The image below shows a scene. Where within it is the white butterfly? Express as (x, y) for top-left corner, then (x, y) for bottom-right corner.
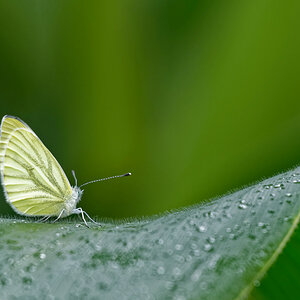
(0, 115), (131, 226)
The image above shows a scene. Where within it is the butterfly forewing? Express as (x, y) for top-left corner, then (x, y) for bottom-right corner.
(0, 116), (72, 216)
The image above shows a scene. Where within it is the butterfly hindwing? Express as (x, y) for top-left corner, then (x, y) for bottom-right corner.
(0, 115), (72, 216)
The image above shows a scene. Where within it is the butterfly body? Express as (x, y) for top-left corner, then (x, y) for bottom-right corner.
(63, 186), (83, 217)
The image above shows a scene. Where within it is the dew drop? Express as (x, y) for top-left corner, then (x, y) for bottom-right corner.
(174, 255), (185, 263)
(207, 237), (216, 244)
(157, 266), (165, 275)
(200, 282), (208, 290)
(191, 268), (202, 282)
(204, 244), (213, 252)
(238, 204), (248, 209)
(172, 267), (182, 279)
(189, 219), (195, 225)
(254, 280), (260, 287)
(285, 193), (292, 197)
(199, 225), (207, 232)
(165, 281), (175, 290)
(191, 243), (197, 250)
(40, 253), (46, 260)
(229, 233), (236, 240)
(22, 276), (33, 285)
(158, 239), (164, 245)
(175, 244), (183, 251)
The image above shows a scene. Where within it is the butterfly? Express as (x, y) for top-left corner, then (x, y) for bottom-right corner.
(0, 115), (131, 226)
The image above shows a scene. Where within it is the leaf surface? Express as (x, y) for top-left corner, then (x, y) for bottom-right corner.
(0, 167), (299, 299)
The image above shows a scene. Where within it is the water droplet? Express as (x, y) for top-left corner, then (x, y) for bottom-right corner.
(189, 219), (195, 225)
(259, 250), (266, 258)
(193, 249), (201, 256)
(165, 281), (175, 290)
(172, 267), (182, 279)
(226, 227), (232, 233)
(199, 225), (207, 232)
(158, 239), (164, 245)
(191, 243), (197, 250)
(157, 266), (165, 275)
(25, 263), (36, 273)
(229, 233), (236, 240)
(40, 253), (46, 260)
(234, 224), (240, 230)
(22, 276), (32, 285)
(191, 269), (202, 282)
(204, 244), (213, 252)
(254, 280), (260, 287)
(175, 244), (183, 251)
(263, 184), (272, 189)
(200, 282), (208, 290)
(285, 193), (292, 197)
(207, 237), (216, 244)
(136, 260), (144, 268)
(238, 204), (248, 209)
(175, 255), (185, 263)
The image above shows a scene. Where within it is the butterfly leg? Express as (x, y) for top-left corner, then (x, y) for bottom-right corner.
(76, 208), (89, 228)
(82, 210), (101, 226)
(52, 209), (65, 223)
(36, 216), (47, 223)
(74, 208), (100, 227)
(37, 215), (51, 223)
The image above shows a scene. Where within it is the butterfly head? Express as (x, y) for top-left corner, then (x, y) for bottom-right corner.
(72, 185), (84, 204)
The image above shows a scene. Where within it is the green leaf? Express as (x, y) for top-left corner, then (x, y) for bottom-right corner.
(0, 167), (299, 300)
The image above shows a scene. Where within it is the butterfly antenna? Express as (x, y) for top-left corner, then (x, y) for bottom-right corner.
(79, 172), (131, 188)
(72, 170), (78, 187)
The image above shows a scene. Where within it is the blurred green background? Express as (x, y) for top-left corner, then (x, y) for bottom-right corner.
(0, 0), (299, 219)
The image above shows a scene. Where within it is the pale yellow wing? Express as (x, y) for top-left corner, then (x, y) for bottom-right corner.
(0, 115), (72, 216)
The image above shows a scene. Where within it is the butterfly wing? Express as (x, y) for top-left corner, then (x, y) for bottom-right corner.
(0, 115), (72, 216)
